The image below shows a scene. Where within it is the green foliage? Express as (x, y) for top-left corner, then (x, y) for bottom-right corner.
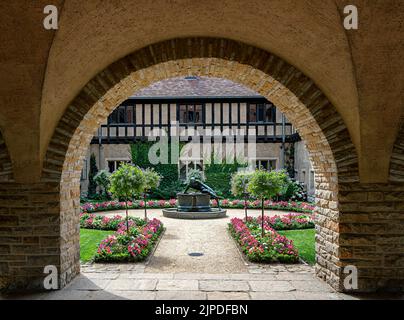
(130, 142), (184, 199)
(204, 162), (242, 198)
(278, 177), (308, 202)
(278, 229), (315, 265)
(109, 163), (145, 199)
(143, 168), (161, 191)
(248, 169), (289, 200)
(88, 153), (98, 197)
(94, 169), (111, 197)
(186, 168), (205, 183)
(131, 141), (153, 166)
(80, 229), (114, 262)
(231, 171), (253, 197)
(130, 142), (250, 199)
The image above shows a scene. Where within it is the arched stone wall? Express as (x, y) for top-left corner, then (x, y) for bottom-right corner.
(39, 38), (358, 291)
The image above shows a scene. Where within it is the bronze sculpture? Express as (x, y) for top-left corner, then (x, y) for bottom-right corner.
(183, 177), (222, 200)
(162, 177), (227, 218)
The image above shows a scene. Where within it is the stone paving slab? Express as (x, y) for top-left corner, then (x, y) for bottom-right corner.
(64, 276), (111, 291)
(156, 290), (207, 300)
(290, 280), (334, 292)
(173, 273), (232, 280)
(199, 280), (250, 292)
(117, 272), (174, 279)
(207, 291), (250, 300)
(249, 280), (296, 292)
(156, 279), (199, 291)
(95, 290), (157, 300)
(249, 292), (297, 300)
(106, 279), (158, 291)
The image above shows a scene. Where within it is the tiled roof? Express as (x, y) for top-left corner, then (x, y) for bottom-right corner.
(131, 76), (261, 98)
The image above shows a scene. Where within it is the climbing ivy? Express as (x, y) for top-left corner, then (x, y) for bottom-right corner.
(130, 142), (183, 199)
(130, 142), (248, 199)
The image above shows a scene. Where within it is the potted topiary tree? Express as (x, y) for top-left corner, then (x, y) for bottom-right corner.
(248, 169), (288, 237)
(231, 170), (253, 221)
(142, 168), (161, 220)
(94, 169), (111, 200)
(109, 163), (145, 234)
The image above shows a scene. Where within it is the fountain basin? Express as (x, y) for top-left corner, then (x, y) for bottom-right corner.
(162, 207), (227, 219)
(177, 192), (211, 212)
(163, 192), (226, 219)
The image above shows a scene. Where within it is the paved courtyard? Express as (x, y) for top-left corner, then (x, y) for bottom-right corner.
(2, 209), (401, 300)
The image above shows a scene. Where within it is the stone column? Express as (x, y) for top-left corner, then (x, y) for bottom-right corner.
(337, 182), (404, 292)
(0, 182), (73, 291)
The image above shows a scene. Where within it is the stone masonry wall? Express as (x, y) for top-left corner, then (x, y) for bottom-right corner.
(0, 182), (62, 291)
(338, 182), (404, 292)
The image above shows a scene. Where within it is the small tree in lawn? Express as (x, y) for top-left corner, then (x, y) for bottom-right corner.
(142, 168), (161, 220)
(109, 163), (145, 234)
(231, 171), (253, 221)
(248, 169), (288, 237)
(94, 169), (111, 199)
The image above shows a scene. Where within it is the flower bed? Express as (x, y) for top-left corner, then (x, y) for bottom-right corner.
(80, 212), (164, 262)
(247, 213), (315, 231)
(95, 218), (163, 262)
(80, 212), (146, 230)
(81, 199), (314, 214)
(229, 218), (299, 263)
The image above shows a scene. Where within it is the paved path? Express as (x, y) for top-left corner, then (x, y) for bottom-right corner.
(4, 209), (400, 300)
(145, 209), (248, 274)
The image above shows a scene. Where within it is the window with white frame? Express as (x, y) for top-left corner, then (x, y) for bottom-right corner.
(179, 158), (204, 181)
(309, 170), (315, 190)
(81, 159), (88, 180)
(300, 170), (306, 185)
(254, 158), (277, 171)
(107, 159), (131, 173)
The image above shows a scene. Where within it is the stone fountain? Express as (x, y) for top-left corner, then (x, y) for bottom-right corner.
(162, 178), (227, 219)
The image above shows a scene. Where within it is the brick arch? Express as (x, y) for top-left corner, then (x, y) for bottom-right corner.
(0, 129), (14, 182)
(42, 38), (359, 290)
(389, 118), (404, 182)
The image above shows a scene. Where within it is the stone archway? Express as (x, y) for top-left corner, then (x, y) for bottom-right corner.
(39, 38), (359, 291)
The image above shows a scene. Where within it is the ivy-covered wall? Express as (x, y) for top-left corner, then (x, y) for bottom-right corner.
(204, 162), (245, 198)
(130, 142), (246, 199)
(130, 142), (183, 199)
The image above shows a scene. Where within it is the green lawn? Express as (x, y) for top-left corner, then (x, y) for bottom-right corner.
(278, 229), (315, 265)
(80, 228), (114, 262)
